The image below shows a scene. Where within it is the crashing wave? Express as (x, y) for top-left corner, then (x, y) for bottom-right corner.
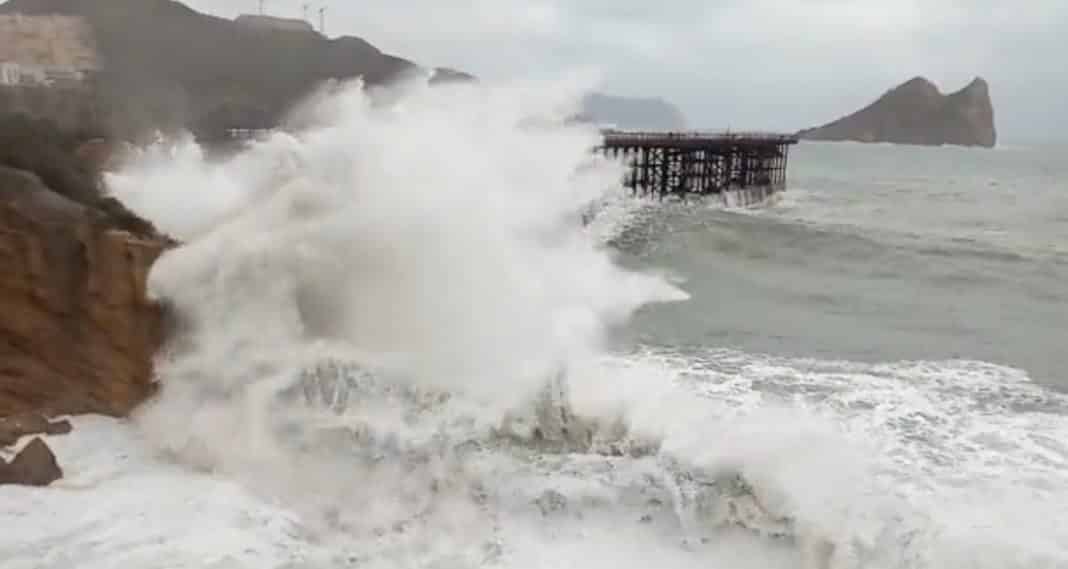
(279, 360), (839, 568)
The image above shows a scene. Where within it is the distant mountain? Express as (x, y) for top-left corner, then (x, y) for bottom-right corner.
(798, 76), (996, 148)
(0, 0), (465, 139)
(579, 93), (687, 131)
(429, 67), (477, 85)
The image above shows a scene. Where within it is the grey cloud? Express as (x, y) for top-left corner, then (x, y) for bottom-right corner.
(184, 0), (1067, 141)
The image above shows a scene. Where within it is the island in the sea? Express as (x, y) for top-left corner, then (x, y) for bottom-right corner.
(798, 76), (996, 148)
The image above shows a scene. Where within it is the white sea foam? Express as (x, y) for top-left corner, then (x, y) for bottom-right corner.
(5, 353), (1065, 568)
(4, 77), (1065, 569)
(102, 76), (779, 567)
(625, 347), (1068, 568)
(110, 77), (686, 413)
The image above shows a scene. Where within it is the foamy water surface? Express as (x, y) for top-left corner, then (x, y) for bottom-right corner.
(2, 78), (1066, 569)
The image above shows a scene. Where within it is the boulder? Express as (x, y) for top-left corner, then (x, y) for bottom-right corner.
(0, 413), (73, 447)
(0, 165), (171, 417)
(798, 76), (997, 148)
(0, 437), (63, 487)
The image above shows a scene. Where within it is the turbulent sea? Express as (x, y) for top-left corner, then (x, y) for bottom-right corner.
(2, 79), (1067, 569)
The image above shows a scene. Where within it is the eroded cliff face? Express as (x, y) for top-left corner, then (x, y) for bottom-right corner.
(0, 166), (170, 417)
(799, 77), (997, 148)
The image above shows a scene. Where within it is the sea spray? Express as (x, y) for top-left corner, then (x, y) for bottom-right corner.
(103, 76), (901, 569)
(1, 77), (1060, 568)
(105, 76), (759, 562)
(115, 77), (676, 386)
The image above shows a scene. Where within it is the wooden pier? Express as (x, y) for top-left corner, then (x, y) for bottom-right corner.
(598, 130), (799, 205)
(215, 126), (799, 206)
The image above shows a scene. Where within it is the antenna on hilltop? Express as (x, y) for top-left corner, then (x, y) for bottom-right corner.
(302, 3), (310, 22)
(258, 0), (268, 15)
(318, 6), (326, 34)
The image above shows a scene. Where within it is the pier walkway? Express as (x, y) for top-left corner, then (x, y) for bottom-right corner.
(598, 130), (799, 204)
(217, 126), (800, 206)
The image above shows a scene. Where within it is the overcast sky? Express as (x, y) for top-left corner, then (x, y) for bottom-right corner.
(186, 0), (1066, 142)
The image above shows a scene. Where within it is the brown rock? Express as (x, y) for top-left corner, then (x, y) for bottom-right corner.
(0, 413), (73, 447)
(798, 76), (997, 148)
(45, 418), (74, 437)
(0, 165), (172, 417)
(0, 437), (63, 487)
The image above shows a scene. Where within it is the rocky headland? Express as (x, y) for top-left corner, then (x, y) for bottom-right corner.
(0, 0), (463, 140)
(0, 0), (689, 487)
(0, 112), (173, 410)
(0, 0), (464, 485)
(0, 111), (173, 484)
(798, 76), (997, 148)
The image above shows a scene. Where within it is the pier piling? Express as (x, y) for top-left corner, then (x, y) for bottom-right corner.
(598, 130), (799, 206)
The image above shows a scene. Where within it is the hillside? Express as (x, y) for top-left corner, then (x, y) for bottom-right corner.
(0, 0), (458, 138)
(798, 77), (996, 148)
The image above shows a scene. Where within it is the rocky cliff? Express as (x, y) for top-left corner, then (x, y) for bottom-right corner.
(0, 0), (469, 421)
(0, 112), (171, 418)
(0, 166), (170, 417)
(0, 0), (443, 139)
(798, 77), (997, 148)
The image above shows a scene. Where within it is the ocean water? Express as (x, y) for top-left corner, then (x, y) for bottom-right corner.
(616, 141), (1068, 383)
(2, 78), (1066, 569)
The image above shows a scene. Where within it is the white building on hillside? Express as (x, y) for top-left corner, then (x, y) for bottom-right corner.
(0, 62), (21, 85)
(0, 61), (85, 87)
(0, 14), (98, 87)
(41, 65), (84, 86)
(16, 63), (45, 85)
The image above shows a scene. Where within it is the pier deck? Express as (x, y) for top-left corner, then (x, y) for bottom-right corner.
(599, 130), (799, 204)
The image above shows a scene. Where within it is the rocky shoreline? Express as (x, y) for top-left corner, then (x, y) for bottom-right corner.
(0, 113), (173, 486)
(0, 414), (70, 487)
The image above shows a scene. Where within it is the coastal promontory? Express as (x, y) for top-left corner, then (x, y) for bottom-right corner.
(798, 77), (997, 148)
(0, 0), (429, 139)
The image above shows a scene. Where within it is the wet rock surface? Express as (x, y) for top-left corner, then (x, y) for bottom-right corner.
(0, 165), (171, 417)
(0, 437), (63, 487)
(0, 413), (73, 447)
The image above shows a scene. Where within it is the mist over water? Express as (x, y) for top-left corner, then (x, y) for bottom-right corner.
(104, 77), (797, 567)
(72, 78), (1068, 569)
(110, 76), (686, 398)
